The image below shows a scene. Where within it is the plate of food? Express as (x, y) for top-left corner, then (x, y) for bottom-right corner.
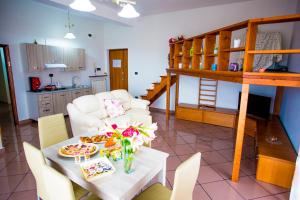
(80, 135), (108, 144)
(80, 157), (115, 181)
(58, 143), (98, 158)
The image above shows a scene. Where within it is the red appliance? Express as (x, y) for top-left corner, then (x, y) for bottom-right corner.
(29, 77), (41, 91)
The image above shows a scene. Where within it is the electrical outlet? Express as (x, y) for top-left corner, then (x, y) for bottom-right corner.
(135, 72), (138, 75)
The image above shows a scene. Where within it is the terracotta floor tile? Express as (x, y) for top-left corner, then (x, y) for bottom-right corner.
(181, 135), (198, 144)
(211, 139), (234, 150)
(193, 185), (210, 200)
(166, 170), (175, 186)
(0, 162), (29, 176)
(227, 176), (270, 199)
(8, 190), (37, 200)
(211, 162), (246, 180)
(240, 159), (256, 175)
(252, 176), (288, 195)
(254, 196), (278, 200)
(171, 144), (195, 156)
(178, 154), (208, 166)
(0, 175), (24, 194)
(274, 192), (290, 200)
(0, 193), (10, 200)
(164, 136), (186, 146)
(153, 145), (176, 156)
(198, 166), (223, 184)
(202, 151), (227, 165)
(189, 142), (212, 153)
(15, 173), (36, 192)
(202, 180), (244, 200)
(167, 156), (181, 171)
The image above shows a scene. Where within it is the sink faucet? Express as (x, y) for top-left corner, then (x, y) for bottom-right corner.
(72, 76), (80, 88)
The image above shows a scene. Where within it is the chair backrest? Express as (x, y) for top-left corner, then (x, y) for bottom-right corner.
(42, 164), (76, 200)
(23, 142), (48, 200)
(170, 152), (201, 200)
(38, 113), (69, 149)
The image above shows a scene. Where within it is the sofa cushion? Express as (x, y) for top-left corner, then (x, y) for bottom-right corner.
(95, 92), (114, 102)
(104, 99), (125, 118)
(73, 95), (108, 119)
(105, 115), (130, 127)
(125, 108), (150, 116)
(111, 90), (132, 111)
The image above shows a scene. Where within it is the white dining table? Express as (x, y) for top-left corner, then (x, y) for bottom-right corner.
(42, 135), (169, 200)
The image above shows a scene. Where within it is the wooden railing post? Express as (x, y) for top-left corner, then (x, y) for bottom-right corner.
(232, 83), (249, 181)
(166, 71), (171, 120)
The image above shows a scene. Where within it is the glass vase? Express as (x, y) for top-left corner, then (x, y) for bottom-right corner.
(122, 139), (134, 174)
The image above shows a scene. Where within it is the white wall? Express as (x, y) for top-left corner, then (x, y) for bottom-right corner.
(0, 0), (106, 120)
(280, 0), (300, 151)
(103, 0), (298, 111)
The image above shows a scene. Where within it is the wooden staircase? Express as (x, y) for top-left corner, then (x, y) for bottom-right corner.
(198, 78), (218, 107)
(141, 75), (176, 104)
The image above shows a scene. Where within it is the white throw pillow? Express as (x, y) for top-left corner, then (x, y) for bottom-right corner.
(73, 95), (100, 114)
(111, 90), (131, 111)
(104, 99), (125, 118)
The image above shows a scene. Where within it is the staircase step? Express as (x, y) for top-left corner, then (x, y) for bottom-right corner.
(147, 89), (154, 92)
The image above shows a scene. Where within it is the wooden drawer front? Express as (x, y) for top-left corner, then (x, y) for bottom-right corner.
(39, 105), (53, 117)
(256, 155), (295, 188)
(72, 90), (82, 99)
(203, 111), (235, 128)
(38, 94), (52, 102)
(176, 106), (203, 122)
(39, 100), (52, 107)
(83, 88), (92, 95)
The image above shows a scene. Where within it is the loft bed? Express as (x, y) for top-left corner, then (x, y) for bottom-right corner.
(165, 13), (300, 185)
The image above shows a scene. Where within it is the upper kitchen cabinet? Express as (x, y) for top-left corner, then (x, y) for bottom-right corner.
(25, 43), (86, 72)
(26, 44), (45, 72)
(63, 47), (86, 71)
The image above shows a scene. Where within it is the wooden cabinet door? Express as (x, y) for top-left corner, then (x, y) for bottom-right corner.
(26, 44), (45, 72)
(109, 49), (128, 90)
(53, 92), (68, 115)
(82, 88), (92, 95)
(71, 90), (82, 100)
(91, 78), (106, 94)
(78, 49), (85, 70)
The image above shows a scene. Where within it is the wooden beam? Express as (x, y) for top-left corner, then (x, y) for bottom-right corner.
(243, 22), (258, 72)
(248, 49), (300, 54)
(175, 75), (180, 108)
(166, 72), (171, 120)
(232, 84), (250, 182)
(274, 86), (284, 115)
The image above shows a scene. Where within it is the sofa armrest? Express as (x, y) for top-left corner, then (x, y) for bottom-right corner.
(131, 98), (150, 110)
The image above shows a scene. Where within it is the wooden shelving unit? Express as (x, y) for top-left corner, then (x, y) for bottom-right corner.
(165, 13), (300, 185)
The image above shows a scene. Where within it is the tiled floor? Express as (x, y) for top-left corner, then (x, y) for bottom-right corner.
(0, 103), (290, 200)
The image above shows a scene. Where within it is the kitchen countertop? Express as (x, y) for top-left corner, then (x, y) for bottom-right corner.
(27, 85), (92, 94)
(89, 74), (108, 77)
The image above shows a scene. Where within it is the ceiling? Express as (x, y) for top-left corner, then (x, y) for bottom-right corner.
(93, 0), (252, 16)
(40, 0), (253, 26)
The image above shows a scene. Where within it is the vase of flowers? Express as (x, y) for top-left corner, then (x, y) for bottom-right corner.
(101, 122), (157, 173)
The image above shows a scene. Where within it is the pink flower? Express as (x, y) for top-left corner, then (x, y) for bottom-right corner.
(122, 127), (139, 137)
(106, 132), (114, 137)
(111, 124), (118, 130)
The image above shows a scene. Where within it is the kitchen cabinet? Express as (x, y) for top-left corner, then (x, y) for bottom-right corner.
(25, 43), (85, 72)
(26, 44), (45, 72)
(90, 76), (107, 94)
(53, 91), (71, 115)
(28, 87), (91, 120)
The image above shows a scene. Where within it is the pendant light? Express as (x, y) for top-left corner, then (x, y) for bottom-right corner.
(64, 9), (76, 40)
(70, 0), (96, 12)
(115, 0), (140, 18)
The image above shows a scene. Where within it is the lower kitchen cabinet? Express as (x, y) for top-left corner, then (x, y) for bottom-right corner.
(28, 87), (92, 120)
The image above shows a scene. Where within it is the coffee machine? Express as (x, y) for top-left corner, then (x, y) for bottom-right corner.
(29, 77), (41, 92)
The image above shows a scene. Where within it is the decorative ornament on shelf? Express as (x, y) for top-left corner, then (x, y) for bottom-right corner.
(70, 0), (96, 12)
(100, 122), (157, 173)
(114, 0), (140, 18)
(64, 9), (76, 40)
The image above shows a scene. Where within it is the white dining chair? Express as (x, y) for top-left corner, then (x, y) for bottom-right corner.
(38, 113), (69, 149)
(134, 152), (201, 200)
(23, 142), (89, 200)
(42, 164), (100, 200)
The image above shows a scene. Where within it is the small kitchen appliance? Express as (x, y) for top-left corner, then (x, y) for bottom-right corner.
(29, 77), (41, 92)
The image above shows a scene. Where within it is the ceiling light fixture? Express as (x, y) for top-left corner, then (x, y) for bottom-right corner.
(64, 9), (76, 40)
(70, 0), (96, 12)
(114, 0), (140, 18)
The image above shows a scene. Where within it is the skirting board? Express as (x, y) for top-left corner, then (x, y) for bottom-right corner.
(149, 107), (175, 114)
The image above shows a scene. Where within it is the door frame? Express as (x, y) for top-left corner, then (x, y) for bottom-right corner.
(108, 48), (128, 91)
(0, 44), (19, 125)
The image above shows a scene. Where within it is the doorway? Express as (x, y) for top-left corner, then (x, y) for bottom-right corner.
(0, 44), (19, 125)
(109, 49), (128, 90)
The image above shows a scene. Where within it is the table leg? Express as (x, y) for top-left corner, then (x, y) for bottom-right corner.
(158, 160), (167, 186)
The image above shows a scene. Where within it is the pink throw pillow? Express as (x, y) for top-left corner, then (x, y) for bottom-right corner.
(104, 99), (125, 118)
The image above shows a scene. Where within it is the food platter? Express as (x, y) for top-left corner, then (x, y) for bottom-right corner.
(58, 143), (99, 158)
(80, 157), (116, 181)
(80, 135), (108, 144)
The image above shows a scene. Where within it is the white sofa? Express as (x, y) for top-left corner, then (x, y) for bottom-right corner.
(67, 89), (152, 136)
